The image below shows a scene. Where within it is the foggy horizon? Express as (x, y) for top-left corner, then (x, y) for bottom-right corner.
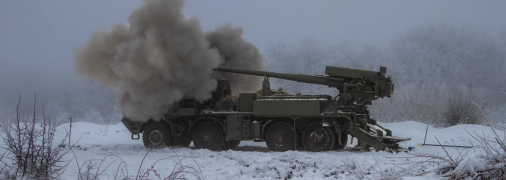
(1, 0), (505, 118)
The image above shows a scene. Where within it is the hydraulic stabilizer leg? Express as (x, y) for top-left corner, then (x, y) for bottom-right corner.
(346, 122), (410, 153)
(352, 139), (371, 151)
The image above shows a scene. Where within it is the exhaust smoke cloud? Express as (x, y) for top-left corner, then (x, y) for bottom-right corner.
(75, 0), (263, 122)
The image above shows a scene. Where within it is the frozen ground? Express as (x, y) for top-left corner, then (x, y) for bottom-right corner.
(1, 120), (503, 179)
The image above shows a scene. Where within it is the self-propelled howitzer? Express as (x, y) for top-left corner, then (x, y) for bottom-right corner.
(121, 65), (409, 153)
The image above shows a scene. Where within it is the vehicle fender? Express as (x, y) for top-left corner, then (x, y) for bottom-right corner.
(140, 119), (177, 137)
(333, 116), (352, 133)
(330, 119), (341, 133)
(161, 118), (178, 137)
(261, 119), (274, 137)
(188, 116), (226, 134)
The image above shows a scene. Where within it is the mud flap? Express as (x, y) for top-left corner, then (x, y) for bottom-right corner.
(132, 133), (140, 140)
(337, 128), (342, 145)
(226, 115), (242, 141)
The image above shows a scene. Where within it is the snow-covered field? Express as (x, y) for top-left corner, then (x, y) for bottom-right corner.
(1, 121), (502, 179)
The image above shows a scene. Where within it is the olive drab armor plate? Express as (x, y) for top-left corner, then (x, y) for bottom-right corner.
(253, 100), (321, 116)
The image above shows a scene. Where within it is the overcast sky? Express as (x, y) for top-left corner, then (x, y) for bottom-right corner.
(1, 0), (505, 99)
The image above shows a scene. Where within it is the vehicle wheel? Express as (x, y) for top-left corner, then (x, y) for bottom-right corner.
(265, 122), (297, 152)
(143, 123), (173, 149)
(302, 123), (336, 152)
(221, 140), (241, 150)
(333, 132), (348, 149)
(193, 122), (225, 151)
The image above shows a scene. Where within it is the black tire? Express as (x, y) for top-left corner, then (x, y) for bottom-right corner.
(221, 140), (241, 150)
(333, 132), (348, 149)
(143, 123), (173, 149)
(193, 122), (225, 151)
(265, 122), (297, 152)
(302, 123), (336, 152)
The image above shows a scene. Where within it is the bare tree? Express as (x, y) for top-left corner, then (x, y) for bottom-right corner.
(266, 39), (289, 65)
(493, 29), (506, 99)
(0, 94), (74, 179)
(324, 41), (355, 68)
(295, 35), (325, 74)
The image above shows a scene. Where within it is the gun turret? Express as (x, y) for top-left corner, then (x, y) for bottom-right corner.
(214, 66), (394, 106)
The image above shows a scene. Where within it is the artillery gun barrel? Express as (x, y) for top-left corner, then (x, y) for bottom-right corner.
(214, 66), (344, 88)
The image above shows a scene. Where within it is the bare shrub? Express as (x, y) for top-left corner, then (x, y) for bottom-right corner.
(0, 94), (73, 179)
(441, 88), (487, 127)
(0, 95), (203, 179)
(135, 149), (204, 180)
(69, 148), (203, 180)
(405, 129), (506, 179)
(398, 103), (506, 179)
(343, 154), (402, 180)
(70, 150), (129, 180)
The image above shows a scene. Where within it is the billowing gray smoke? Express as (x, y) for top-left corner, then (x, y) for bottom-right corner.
(207, 24), (264, 93)
(75, 0), (263, 122)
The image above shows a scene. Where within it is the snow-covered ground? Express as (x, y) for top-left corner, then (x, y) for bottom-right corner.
(1, 121), (503, 179)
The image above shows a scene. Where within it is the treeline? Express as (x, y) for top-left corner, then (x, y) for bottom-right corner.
(0, 80), (119, 124)
(1, 24), (504, 126)
(265, 24), (506, 127)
